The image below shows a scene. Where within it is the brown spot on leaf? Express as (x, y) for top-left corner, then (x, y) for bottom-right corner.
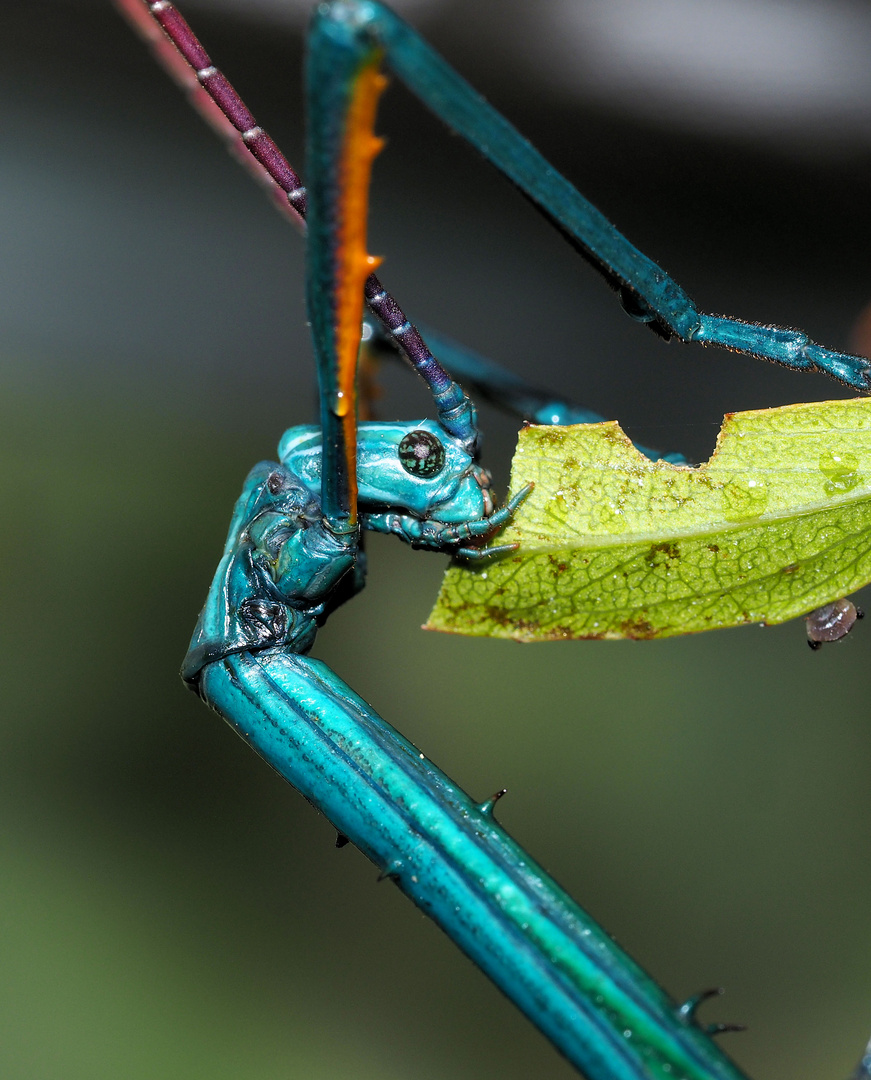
(620, 614), (655, 638)
(645, 541), (681, 567)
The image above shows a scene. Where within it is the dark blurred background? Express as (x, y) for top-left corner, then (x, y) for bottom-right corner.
(3, 1), (871, 1077)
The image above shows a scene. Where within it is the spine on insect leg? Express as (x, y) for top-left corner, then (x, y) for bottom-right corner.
(851, 1036), (871, 1080)
(195, 643), (752, 1080)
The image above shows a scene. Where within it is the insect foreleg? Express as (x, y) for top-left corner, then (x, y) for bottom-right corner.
(180, 439), (740, 1080)
(362, 484), (530, 558)
(181, 462), (358, 684)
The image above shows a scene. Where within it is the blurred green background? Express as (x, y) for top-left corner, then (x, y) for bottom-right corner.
(3, 1), (871, 1077)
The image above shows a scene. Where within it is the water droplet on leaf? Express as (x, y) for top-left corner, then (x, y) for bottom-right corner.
(721, 477), (768, 521)
(818, 449), (860, 496)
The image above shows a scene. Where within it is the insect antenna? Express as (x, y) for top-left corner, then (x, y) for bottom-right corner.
(114, 0), (307, 228)
(116, 0), (479, 454)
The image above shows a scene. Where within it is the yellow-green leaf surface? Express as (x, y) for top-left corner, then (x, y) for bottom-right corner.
(427, 398), (871, 640)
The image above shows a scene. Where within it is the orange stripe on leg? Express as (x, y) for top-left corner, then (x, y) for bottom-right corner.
(333, 60), (387, 526)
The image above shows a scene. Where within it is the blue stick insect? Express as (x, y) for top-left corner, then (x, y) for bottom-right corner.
(120, 2), (871, 1078)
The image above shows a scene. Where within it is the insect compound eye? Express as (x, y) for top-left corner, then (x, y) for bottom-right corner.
(397, 430), (446, 478)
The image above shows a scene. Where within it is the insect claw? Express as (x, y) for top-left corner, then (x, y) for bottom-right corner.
(335, 832), (350, 848)
(377, 860), (403, 883)
(808, 639), (822, 650)
(677, 987), (722, 1022)
(476, 788), (507, 817)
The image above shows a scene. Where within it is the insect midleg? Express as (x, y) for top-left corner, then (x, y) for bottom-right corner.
(369, 319), (687, 464)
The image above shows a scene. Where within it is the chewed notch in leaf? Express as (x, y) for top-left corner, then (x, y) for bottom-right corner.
(425, 398), (871, 640)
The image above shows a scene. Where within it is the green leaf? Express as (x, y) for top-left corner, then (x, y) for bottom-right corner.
(426, 398), (871, 640)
